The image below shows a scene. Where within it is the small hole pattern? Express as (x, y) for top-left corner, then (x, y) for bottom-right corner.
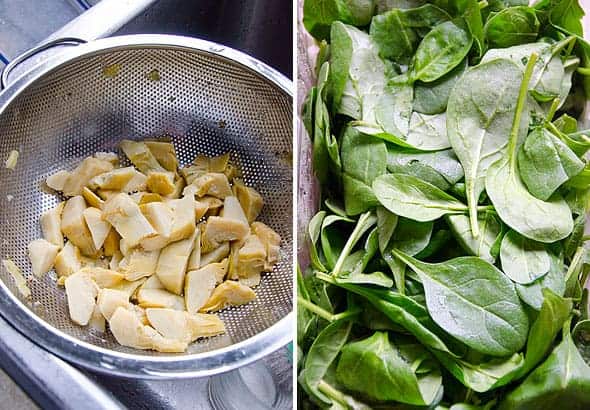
(0, 46), (292, 356)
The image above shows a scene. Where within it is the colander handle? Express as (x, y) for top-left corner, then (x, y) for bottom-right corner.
(0, 0), (157, 89)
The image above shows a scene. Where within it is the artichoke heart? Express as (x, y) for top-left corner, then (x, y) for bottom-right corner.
(65, 271), (99, 326)
(201, 216), (249, 253)
(233, 179), (264, 223)
(201, 280), (256, 312)
(28, 238), (59, 277)
(190, 173), (233, 199)
(102, 193), (157, 247)
(146, 308), (225, 342)
(62, 157), (114, 197)
(61, 196), (98, 257)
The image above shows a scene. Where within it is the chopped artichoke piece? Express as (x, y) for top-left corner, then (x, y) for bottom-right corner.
(146, 308), (225, 343)
(221, 196), (249, 225)
(145, 141), (178, 172)
(109, 250), (123, 270)
(252, 222), (281, 271)
(146, 171), (175, 195)
(140, 201), (174, 250)
(233, 179), (263, 223)
(187, 228), (202, 271)
(207, 153), (230, 173)
(201, 196), (224, 217)
(94, 152), (119, 165)
(109, 307), (188, 352)
(46, 170), (71, 191)
(88, 304), (106, 332)
(190, 173), (232, 199)
(27, 239), (59, 277)
(168, 192), (196, 242)
(88, 166), (138, 190)
(96, 189), (120, 201)
(201, 280), (256, 312)
(110, 278), (146, 299)
(62, 157), (114, 197)
(97, 288), (130, 320)
(102, 193), (157, 248)
(136, 288), (185, 310)
(122, 171), (148, 193)
(180, 153), (229, 184)
(40, 202), (65, 249)
(199, 242), (230, 267)
(2, 259), (30, 297)
(54, 241), (82, 277)
(167, 177), (186, 199)
(184, 264), (218, 313)
(82, 207), (111, 250)
(103, 229), (120, 257)
(65, 271), (99, 326)
(180, 165), (204, 185)
(235, 234), (266, 280)
(201, 216), (249, 253)
(239, 274), (261, 288)
(132, 192), (163, 204)
(61, 196), (97, 257)
(80, 266), (124, 288)
(120, 140), (166, 174)
(227, 239), (242, 280)
(82, 187), (104, 209)
(155, 229), (197, 294)
(4, 150), (18, 169)
(223, 161), (241, 182)
(118, 249), (160, 281)
(119, 238), (132, 257)
(141, 274), (164, 290)
(194, 200), (209, 220)
(130, 304), (150, 325)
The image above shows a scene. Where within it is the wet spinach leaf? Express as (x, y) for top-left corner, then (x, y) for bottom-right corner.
(484, 6), (539, 48)
(413, 59), (467, 114)
(446, 213), (502, 263)
(500, 229), (551, 285)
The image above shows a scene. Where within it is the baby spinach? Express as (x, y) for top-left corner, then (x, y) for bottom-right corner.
(303, 0), (376, 40)
(405, 112), (451, 150)
(447, 58), (525, 237)
(337, 332), (442, 405)
(386, 146), (465, 185)
(410, 21), (472, 83)
(376, 206), (398, 253)
(388, 161), (452, 191)
(373, 173), (470, 222)
(499, 230), (551, 285)
(572, 320), (590, 365)
(392, 217), (434, 256)
(446, 213), (502, 263)
(517, 127), (584, 201)
(516, 251), (567, 311)
(392, 249), (529, 356)
(485, 53), (574, 243)
(413, 59), (467, 115)
(484, 6), (540, 48)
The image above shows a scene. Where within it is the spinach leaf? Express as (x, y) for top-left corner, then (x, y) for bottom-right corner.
(335, 271), (394, 287)
(303, 0), (376, 40)
(309, 211), (328, 272)
(413, 59), (467, 115)
(303, 320), (353, 405)
(298, 268), (316, 347)
(415, 229), (453, 259)
(321, 214), (354, 270)
(572, 319), (590, 365)
(341, 127), (387, 215)
(386, 146), (465, 185)
(565, 214), (586, 262)
(405, 112), (451, 150)
(374, 81), (414, 139)
(551, 115), (590, 157)
(447, 58), (525, 237)
(516, 251), (567, 311)
(410, 21), (473, 83)
(485, 54), (574, 243)
(388, 161), (452, 191)
(377, 0), (427, 13)
(446, 213), (501, 263)
(500, 229), (551, 285)
(392, 217), (434, 256)
(517, 127), (584, 201)
(373, 173), (469, 222)
(498, 322), (590, 410)
(376, 206), (398, 253)
(393, 249), (529, 356)
(337, 332), (442, 405)
(516, 289), (573, 377)
(484, 6), (540, 49)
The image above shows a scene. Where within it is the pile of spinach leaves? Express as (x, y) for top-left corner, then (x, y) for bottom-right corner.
(300, 0), (590, 408)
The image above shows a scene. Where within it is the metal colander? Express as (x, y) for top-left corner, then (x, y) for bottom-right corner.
(0, 35), (292, 377)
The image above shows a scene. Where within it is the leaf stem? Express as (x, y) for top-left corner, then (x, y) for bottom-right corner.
(545, 98), (561, 124)
(577, 67), (590, 76)
(478, 0), (488, 9)
(317, 381), (348, 406)
(582, 235), (590, 242)
(297, 297), (360, 322)
(332, 211), (376, 275)
(552, 36), (577, 56)
(508, 53), (538, 169)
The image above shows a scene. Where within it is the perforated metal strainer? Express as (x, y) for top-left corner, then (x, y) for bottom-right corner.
(0, 34), (293, 378)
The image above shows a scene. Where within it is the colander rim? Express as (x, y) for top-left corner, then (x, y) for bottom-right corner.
(0, 34), (293, 378)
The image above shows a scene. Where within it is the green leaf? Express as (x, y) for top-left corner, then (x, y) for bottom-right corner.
(374, 81), (415, 140)
(393, 249), (529, 356)
(309, 211), (328, 272)
(392, 217), (434, 256)
(387, 146), (465, 185)
(405, 112), (451, 150)
(517, 127), (584, 201)
(388, 161), (452, 191)
(516, 251), (567, 311)
(304, 320), (353, 405)
(498, 323), (590, 410)
(343, 174), (381, 215)
(413, 59), (467, 115)
(572, 319), (590, 366)
(321, 214), (354, 270)
(410, 21), (473, 83)
(303, 0), (376, 40)
(373, 173), (468, 222)
(484, 6), (540, 48)
(337, 332), (442, 405)
(376, 206), (398, 253)
(500, 230), (551, 285)
(447, 58), (526, 237)
(335, 271), (394, 287)
(446, 213), (502, 263)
